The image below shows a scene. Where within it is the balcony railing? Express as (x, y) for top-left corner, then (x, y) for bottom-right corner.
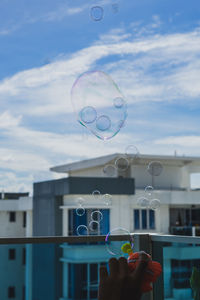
(0, 234), (200, 300)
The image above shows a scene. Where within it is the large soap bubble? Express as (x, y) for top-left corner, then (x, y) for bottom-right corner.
(71, 71), (127, 140)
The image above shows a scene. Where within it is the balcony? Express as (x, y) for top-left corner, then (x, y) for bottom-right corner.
(0, 234), (200, 300)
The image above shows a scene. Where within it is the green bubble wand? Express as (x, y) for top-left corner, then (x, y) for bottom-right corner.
(190, 267), (200, 300)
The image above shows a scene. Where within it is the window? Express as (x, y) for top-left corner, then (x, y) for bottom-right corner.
(22, 248), (26, 265)
(23, 212), (26, 227)
(68, 209), (110, 236)
(9, 249), (16, 260)
(8, 286), (15, 298)
(9, 212), (16, 222)
(68, 263), (104, 299)
(134, 209), (155, 230)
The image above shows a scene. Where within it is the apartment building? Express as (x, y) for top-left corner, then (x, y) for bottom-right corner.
(33, 153), (200, 300)
(0, 192), (32, 300)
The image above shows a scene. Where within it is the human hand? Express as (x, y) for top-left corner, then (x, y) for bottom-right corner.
(98, 252), (149, 300)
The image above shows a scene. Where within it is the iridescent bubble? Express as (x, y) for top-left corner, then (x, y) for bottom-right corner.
(114, 97), (125, 108)
(76, 225), (89, 236)
(76, 206), (85, 217)
(137, 197), (150, 208)
(80, 106), (97, 124)
(115, 156), (129, 171)
(91, 210), (103, 222)
(96, 115), (111, 131)
(147, 161), (163, 176)
(90, 6), (104, 21)
(76, 197), (85, 206)
(150, 199), (160, 210)
(125, 145), (140, 161)
(71, 71), (127, 140)
(144, 186), (154, 196)
(105, 228), (134, 256)
(102, 193), (112, 206)
(103, 165), (117, 177)
(92, 190), (101, 199)
(89, 220), (100, 232)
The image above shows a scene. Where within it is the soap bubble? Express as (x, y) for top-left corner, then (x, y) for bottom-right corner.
(71, 71), (127, 140)
(76, 197), (85, 206)
(125, 145), (140, 161)
(144, 186), (154, 196)
(91, 210), (103, 222)
(115, 156), (129, 171)
(96, 115), (111, 131)
(92, 190), (101, 198)
(150, 199), (160, 210)
(114, 97), (125, 108)
(103, 165), (117, 177)
(76, 206), (85, 216)
(137, 197), (150, 208)
(147, 161), (163, 176)
(80, 106), (97, 124)
(102, 193), (112, 206)
(90, 6), (104, 21)
(89, 220), (100, 232)
(76, 225), (89, 236)
(105, 228), (134, 256)
(111, 3), (119, 13)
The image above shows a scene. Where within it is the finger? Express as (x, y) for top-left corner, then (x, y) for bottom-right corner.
(118, 257), (129, 277)
(99, 265), (108, 283)
(109, 258), (119, 277)
(139, 251), (151, 262)
(132, 258), (148, 286)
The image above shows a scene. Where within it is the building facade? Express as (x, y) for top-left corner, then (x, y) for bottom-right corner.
(0, 192), (32, 300)
(33, 153), (200, 300)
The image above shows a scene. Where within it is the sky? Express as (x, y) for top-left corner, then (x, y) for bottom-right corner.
(0, 0), (200, 193)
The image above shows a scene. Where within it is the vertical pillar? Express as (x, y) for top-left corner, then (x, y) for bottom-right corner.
(134, 234), (153, 300)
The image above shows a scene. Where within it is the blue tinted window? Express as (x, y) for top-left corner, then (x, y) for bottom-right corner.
(134, 210), (140, 229)
(149, 210), (155, 229)
(142, 210), (147, 229)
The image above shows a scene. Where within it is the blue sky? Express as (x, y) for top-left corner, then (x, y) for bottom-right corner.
(0, 0), (200, 193)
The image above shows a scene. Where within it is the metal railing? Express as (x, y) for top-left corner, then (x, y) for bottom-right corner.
(1, 233), (200, 300)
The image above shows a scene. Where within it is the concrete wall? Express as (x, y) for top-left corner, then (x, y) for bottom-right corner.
(0, 211), (25, 237)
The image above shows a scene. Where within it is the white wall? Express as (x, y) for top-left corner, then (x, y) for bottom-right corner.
(0, 211), (25, 237)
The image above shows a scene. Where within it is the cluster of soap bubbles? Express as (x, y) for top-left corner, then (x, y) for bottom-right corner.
(105, 227), (134, 256)
(137, 161), (163, 210)
(76, 191), (112, 236)
(103, 144), (140, 177)
(71, 71), (127, 141)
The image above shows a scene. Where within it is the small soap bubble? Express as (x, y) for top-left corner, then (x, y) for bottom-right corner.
(90, 6), (104, 21)
(80, 106), (97, 124)
(91, 210), (103, 222)
(76, 225), (89, 236)
(144, 186), (154, 196)
(115, 156), (129, 171)
(114, 97), (125, 108)
(147, 161), (163, 176)
(92, 190), (101, 199)
(111, 3), (119, 13)
(103, 165), (117, 177)
(105, 228), (134, 256)
(89, 220), (100, 232)
(76, 197), (85, 206)
(125, 145), (140, 161)
(76, 206), (85, 216)
(71, 71), (127, 140)
(102, 193), (112, 206)
(150, 199), (160, 210)
(96, 115), (111, 131)
(137, 197), (150, 208)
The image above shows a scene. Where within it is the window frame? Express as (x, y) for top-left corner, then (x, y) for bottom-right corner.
(133, 209), (155, 230)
